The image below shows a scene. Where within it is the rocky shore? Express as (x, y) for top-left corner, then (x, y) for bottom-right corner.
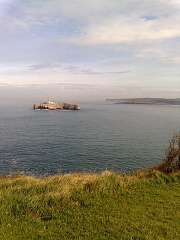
(34, 101), (80, 110)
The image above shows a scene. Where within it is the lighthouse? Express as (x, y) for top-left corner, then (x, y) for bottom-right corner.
(47, 98), (54, 104)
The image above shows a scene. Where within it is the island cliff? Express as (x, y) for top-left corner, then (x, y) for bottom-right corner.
(34, 99), (80, 110)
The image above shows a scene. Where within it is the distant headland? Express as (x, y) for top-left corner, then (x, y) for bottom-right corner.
(106, 98), (180, 105)
(34, 98), (80, 110)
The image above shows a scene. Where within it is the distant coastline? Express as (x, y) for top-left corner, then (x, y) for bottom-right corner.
(106, 98), (180, 105)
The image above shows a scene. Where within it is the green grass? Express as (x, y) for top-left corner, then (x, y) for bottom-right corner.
(0, 170), (180, 239)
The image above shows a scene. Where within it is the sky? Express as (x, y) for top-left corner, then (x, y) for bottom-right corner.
(0, 0), (180, 102)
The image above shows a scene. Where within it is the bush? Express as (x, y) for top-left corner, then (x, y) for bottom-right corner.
(156, 132), (180, 173)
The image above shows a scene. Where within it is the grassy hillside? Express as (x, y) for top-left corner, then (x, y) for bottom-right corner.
(0, 170), (180, 239)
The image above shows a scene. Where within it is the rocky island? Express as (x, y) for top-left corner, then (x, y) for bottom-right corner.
(34, 98), (80, 110)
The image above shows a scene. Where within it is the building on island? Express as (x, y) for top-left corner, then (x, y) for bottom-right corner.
(47, 98), (54, 104)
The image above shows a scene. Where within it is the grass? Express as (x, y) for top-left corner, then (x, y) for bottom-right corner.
(0, 170), (180, 239)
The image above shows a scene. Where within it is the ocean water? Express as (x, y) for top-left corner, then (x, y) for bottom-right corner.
(0, 101), (180, 175)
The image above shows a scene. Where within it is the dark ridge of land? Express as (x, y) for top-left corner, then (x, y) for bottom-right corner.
(106, 98), (180, 105)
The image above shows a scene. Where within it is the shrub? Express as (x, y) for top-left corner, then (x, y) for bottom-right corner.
(156, 132), (180, 173)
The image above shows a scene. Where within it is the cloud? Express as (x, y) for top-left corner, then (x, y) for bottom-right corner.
(1, 82), (180, 103)
(28, 63), (130, 75)
(106, 71), (130, 74)
(2, 1), (180, 51)
(59, 15), (180, 46)
(1, 0), (180, 100)
(2, 0), (179, 42)
(29, 62), (52, 70)
(63, 65), (79, 74)
(81, 69), (102, 75)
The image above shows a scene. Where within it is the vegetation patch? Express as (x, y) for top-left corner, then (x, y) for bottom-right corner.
(0, 170), (180, 239)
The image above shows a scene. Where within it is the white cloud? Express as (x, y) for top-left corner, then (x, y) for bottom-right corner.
(1, 0), (180, 100)
(59, 15), (180, 45)
(1, 0), (180, 47)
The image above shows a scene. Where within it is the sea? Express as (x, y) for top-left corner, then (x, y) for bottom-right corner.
(0, 101), (180, 176)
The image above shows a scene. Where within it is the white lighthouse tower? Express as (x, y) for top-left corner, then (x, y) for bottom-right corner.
(47, 98), (54, 104)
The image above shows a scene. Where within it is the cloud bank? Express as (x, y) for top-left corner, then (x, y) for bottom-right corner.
(0, 0), (180, 101)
